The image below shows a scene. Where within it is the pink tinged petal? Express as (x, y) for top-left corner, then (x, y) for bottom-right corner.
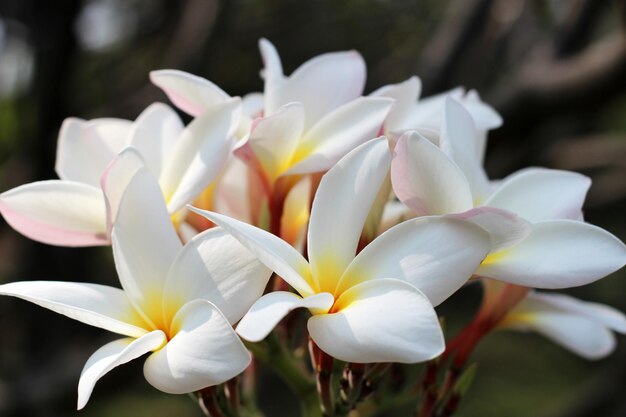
(236, 291), (334, 342)
(441, 97), (490, 201)
(484, 167), (591, 223)
(337, 217), (490, 306)
(143, 300), (251, 394)
(391, 131), (473, 216)
(504, 293), (620, 360)
(163, 227), (272, 325)
(478, 220), (626, 288)
(370, 76), (422, 133)
(77, 331), (166, 409)
(0, 281), (149, 338)
(159, 98), (240, 214)
(285, 97), (394, 176)
(448, 206), (531, 252)
(246, 102), (306, 181)
(149, 70), (230, 116)
(101, 147), (146, 235)
(187, 208), (316, 297)
(111, 168), (182, 327)
(128, 103), (183, 177)
(308, 278), (444, 363)
(55, 118), (132, 186)
(307, 138), (391, 293)
(268, 49), (367, 129)
(0, 180), (108, 247)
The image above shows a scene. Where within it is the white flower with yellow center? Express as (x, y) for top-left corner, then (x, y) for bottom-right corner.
(191, 138), (491, 363)
(0, 167), (271, 408)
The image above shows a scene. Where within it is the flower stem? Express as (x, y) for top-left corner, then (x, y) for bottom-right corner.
(198, 386), (226, 417)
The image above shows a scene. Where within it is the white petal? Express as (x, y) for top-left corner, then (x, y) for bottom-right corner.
(280, 176), (312, 251)
(77, 331), (166, 409)
(307, 138), (391, 293)
(391, 131), (473, 216)
(447, 206), (531, 252)
(267, 49), (366, 128)
(259, 38), (284, 110)
(0, 281), (148, 337)
(285, 97), (393, 176)
(236, 291), (334, 342)
(479, 220), (626, 288)
(404, 87), (464, 130)
(112, 168), (182, 327)
(484, 168), (591, 222)
(337, 216), (490, 306)
(143, 300), (250, 394)
(128, 103), (183, 177)
(504, 293), (619, 359)
(370, 76), (422, 133)
(0, 180), (108, 247)
(242, 92), (264, 118)
(55, 118), (132, 186)
(441, 97), (490, 201)
(159, 98), (240, 214)
(163, 227), (272, 325)
(462, 89), (503, 131)
(150, 70), (230, 116)
(308, 278), (444, 363)
(187, 208), (316, 297)
(101, 147), (146, 234)
(212, 157), (253, 223)
(247, 102), (305, 181)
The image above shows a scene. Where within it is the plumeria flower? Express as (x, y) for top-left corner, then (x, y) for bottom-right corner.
(0, 99), (240, 246)
(391, 97), (626, 288)
(0, 166), (271, 408)
(151, 38), (367, 136)
(499, 291), (626, 359)
(190, 138), (491, 363)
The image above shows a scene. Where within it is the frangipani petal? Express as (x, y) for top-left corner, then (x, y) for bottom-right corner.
(0, 281), (148, 338)
(55, 117), (132, 186)
(461, 89), (503, 131)
(484, 168), (591, 222)
(150, 70), (230, 116)
(503, 292), (624, 360)
(246, 102), (305, 181)
(370, 76), (422, 133)
(479, 220), (626, 288)
(337, 217), (490, 306)
(128, 103), (183, 177)
(188, 208), (315, 297)
(308, 138), (391, 293)
(441, 97), (489, 201)
(308, 279), (444, 363)
(448, 206), (531, 252)
(0, 180), (108, 246)
(112, 169), (182, 327)
(160, 98), (240, 214)
(101, 147), (146, 235)
(143, 300), (250, 394)
(236, 291), (334, 342)
(266, 47), (366, 129)
(163, 227), (272, 325)
(280, 176), (312, 251)
(391, 131), (473, 216)
(285, 97), (393, 176)
(77, 331), (166, 409)
(259, 38), (284, 109)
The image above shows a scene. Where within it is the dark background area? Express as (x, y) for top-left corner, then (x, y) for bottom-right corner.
(0, 0), (626, 416)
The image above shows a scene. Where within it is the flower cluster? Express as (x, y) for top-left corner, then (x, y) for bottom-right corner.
(1, 39), (625, 416)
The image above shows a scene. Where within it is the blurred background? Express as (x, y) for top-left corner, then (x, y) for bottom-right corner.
(1, 0), (626, 416)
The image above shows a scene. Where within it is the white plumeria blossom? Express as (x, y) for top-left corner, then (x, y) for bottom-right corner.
(190, 138), (491, 364)
(391, 97), (626, 288)
(500, 291), (626, 360)
(152, 38), (392, 181)
(0, 99), (240, 246)
(0, 166), (272, 408)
